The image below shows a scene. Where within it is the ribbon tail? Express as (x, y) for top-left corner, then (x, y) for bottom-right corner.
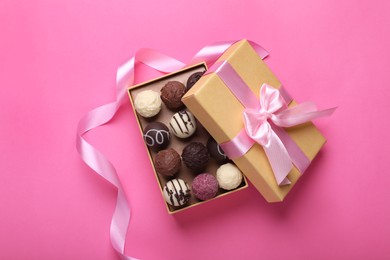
(270, 122), (311, 174)
(262, 131), (293, 185)
(274, 103), (337, 127)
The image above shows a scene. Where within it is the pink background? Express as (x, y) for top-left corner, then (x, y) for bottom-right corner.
(1, 0), (390, 259)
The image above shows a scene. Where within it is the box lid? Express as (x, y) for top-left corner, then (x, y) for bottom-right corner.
(182, 39), (326, 202)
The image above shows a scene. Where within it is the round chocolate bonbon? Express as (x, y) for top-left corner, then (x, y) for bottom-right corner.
(169, 110), (197, 138)
(134, 90), (162, 118)
(207, 137), (228, 163)
(186, 72), (204, 91)
(181, 142), (209, 173)
(143, 122), (170, 151)
(192, 173), (219, 201)
(163, 178), (191, 207)
(160, 81), (186, 110)
(154, 148), (181, 177)
(216, 163), (243, 190)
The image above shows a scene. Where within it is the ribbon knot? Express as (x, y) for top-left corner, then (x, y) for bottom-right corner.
(243, 84), (287, 147)
(241, 84), (335, 185)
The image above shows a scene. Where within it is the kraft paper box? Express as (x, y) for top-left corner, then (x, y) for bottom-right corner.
(182, 39), (326, 202)
(128, 64), (248, 214)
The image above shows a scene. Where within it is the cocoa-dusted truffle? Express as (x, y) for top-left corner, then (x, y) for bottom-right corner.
(160, 81), (186, 110)
(207, 137), (228, 163)
(163, 178), (191, 207)
(154, 148), (181, 176)
(192, 173), (218, 201)
(186, 72), (204, 91)
(181, 142), (209, 173)
(143, 122), (170, 151)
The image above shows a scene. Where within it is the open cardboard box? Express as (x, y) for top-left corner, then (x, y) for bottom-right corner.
(128, 63), (248, 214)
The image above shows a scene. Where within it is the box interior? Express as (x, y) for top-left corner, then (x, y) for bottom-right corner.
(128, 63), (248, 214)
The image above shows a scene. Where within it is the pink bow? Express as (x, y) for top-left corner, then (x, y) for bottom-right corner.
(243, 84), (335, 185)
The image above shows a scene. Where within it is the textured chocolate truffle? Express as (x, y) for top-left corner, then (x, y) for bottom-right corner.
(169, 110), (197, 138)
(207, 137), (228, 163)
(181, 142), (209, 173)
(134, 90), (161, 118)
(154, 148), (181, 177)
(143, 122), (170, 151)
(163, 178), (191, 207)
(192, 173), (218, 201)
(160, 81), (186, 110)
(186, 71), (204, 90)
(216, 163), (243, 190)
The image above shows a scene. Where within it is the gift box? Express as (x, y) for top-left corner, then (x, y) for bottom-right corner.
(128, 64), (248, 214)
(182, 39), (326, 202)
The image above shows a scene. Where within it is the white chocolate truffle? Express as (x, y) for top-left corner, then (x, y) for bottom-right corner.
(134, 90), (162, 118)
(216, 163), (243, 190)
(163, 178), (191, 207)
(169, 110), (197, 138)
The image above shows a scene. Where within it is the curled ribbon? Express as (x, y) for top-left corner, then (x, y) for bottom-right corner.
(76, 40), (268, 259)
(243, 84), (336, 185)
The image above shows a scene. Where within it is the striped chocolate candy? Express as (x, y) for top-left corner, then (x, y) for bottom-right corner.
(169, 110), (197, 138)
(163, 178), (191, 207)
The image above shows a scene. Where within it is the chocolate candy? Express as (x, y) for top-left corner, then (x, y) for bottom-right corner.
(160, 81), (186, 110)
(216, 163), (243, 190)
(154, 148), (181, 177)
(192, 173), (219, 201)
(163, 178), (191, 207)
(134, 90), (162, 118)
(143, 122), (170, 151)
(169, 110), (197, 138)
(181, 142), (209, 173)
(186, 72), (204, 91)
(207, 137), (228, 163)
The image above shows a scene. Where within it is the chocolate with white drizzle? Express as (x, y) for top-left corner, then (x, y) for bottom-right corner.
(143, 122), (170, 151)
(207, 137), (228, 163)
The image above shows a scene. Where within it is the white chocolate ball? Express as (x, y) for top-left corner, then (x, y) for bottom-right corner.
(216, 163), (243, 190)
(169, 110), (197, 138)
(134, 90), (162, 118)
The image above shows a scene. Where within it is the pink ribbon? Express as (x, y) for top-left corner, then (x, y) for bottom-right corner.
(243, 84), (335, 185)
(76, 40), (269, 259)
(206, 60), (336, 185)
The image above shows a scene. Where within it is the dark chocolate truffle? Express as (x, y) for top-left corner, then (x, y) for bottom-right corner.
(160, 81), (186, 110)
(154, 148), (181, 176)
(192, 173), (219, 200)
(163, 178), (191, 207)
(186, 71), (204, 90)
(181, 142), (209, 173)
(143, 122), (170, 151)
(207, 137), (228, 163)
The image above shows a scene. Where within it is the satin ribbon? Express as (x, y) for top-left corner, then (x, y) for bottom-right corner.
(206, 60), (335, 185)
(76, 40), (268, 259)
(243, 84), (335, 185)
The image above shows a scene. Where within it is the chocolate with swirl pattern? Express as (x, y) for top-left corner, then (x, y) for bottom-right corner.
(143, 122), (170, 151)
